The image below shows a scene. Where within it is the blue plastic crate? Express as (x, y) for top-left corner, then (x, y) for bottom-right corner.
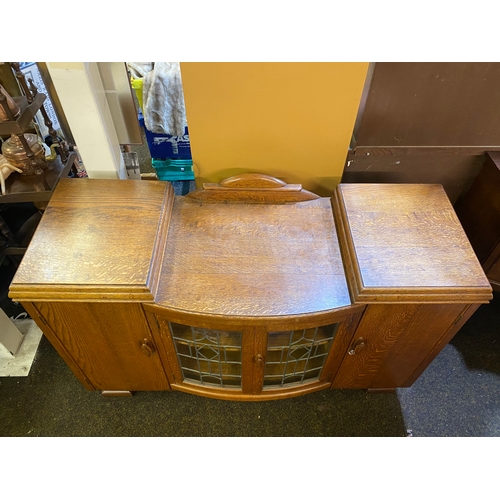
(138, 113), (192, 159)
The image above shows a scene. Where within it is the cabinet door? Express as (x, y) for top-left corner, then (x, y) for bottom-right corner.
(149, 316), (248, 397)
(167, 321), (245, 389)
(148, 311), (361, 400)
(261, 325), (338, 388)
(32, 302), (170, 391)
(332, 303), (475, 389)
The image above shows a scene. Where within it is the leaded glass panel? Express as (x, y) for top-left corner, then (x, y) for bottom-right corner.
(169, 322), (242, 388)
(263, 324), (338, 387)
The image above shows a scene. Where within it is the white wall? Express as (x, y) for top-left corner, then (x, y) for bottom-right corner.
(46, 62), (126, 179)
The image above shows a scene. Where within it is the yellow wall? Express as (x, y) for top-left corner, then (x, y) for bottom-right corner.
(180, 62), (368, 196)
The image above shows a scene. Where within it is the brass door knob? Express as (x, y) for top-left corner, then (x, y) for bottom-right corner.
(255, 354), (264, 367)
(140, 339), (156, 357)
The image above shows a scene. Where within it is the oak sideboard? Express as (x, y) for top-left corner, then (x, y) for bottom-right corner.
(9, 174), (492, 400)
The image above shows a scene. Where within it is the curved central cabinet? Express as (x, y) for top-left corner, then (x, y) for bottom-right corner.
(139, 174), (362, 400)
(144, 305), (363, 401)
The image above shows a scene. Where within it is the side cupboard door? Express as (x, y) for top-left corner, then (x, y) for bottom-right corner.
(29, 302), (170, 392)
(332, 303), (478, 389)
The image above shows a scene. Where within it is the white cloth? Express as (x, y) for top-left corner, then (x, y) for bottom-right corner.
(140, 62), (187, 137)
(0, 154), (22, 195)
(127, 62), (153, 79)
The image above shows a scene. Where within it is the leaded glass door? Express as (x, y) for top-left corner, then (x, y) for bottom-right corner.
(263, 324), (339, 388)
(169, 322), (243, 388)
(151, 314), (344, 399)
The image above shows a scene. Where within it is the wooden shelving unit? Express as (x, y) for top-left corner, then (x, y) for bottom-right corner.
(0, 62), (77, 262)
(0, 93), (46, 135)
(0, 151), (77, 204)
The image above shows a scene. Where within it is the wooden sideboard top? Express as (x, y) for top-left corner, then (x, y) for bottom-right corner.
(10, 178), (174, 302)
(334, 183), (492, 303)
(9, 176), (492, 308)
(154, 196), (351, 317)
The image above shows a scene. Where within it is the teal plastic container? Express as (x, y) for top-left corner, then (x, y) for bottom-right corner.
(152, 158), (195, 182)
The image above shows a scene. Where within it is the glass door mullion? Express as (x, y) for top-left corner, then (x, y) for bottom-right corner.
(240, 326), (268, 394)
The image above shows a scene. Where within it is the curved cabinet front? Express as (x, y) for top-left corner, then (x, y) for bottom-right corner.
(144, 305), (363, 401)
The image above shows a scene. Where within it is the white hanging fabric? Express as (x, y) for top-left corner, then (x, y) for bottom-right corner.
(140, 62), (187, 137)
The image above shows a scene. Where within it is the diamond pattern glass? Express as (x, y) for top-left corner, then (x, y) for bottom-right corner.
(169, 322), (242, 388)
(263, 324), (338, 387)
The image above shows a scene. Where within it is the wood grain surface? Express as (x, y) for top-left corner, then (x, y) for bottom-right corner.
(23, 301), (96, 391)
(332, 303), (469, 389)
(219, 173), (287, 188)
(187, 173), (319, 203)
(34, 302), (170, 391)
(155, 197), (351, 317)
(8, 177), (494, 397)
(334, 183), (492, 303)
(342, 149), (487, 206)
(10, 178), (173, 302)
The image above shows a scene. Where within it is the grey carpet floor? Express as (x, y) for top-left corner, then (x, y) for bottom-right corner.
(1, 292), (499, 437)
